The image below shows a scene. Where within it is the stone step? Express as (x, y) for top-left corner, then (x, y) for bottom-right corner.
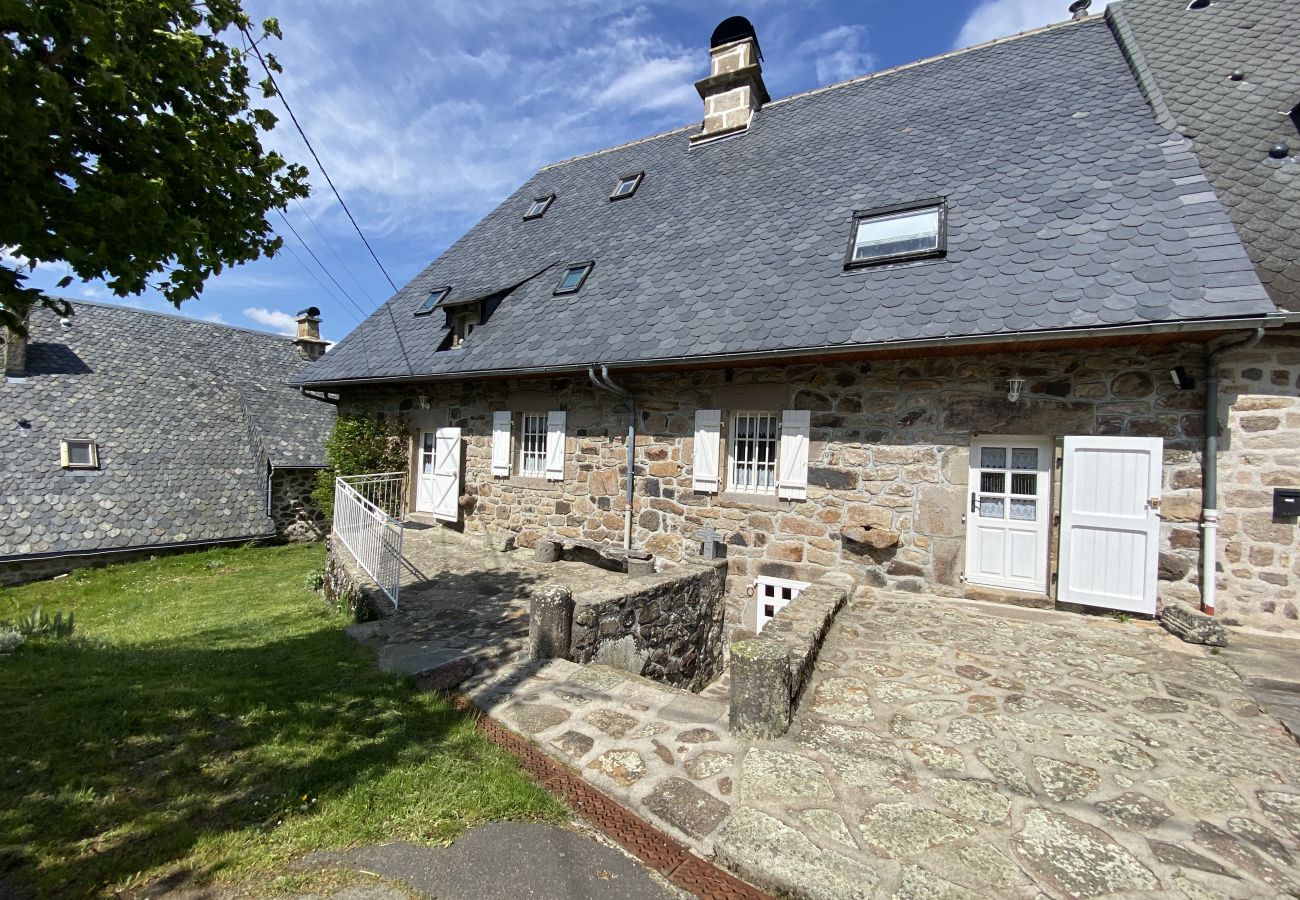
(378, 642), (476, 690)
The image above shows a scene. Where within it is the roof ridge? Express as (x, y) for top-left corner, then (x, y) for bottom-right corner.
(56, 297), (301, 344)
(538, 14), (1098, 172)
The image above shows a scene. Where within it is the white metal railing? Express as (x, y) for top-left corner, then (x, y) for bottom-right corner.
(333, 473), (406, 610)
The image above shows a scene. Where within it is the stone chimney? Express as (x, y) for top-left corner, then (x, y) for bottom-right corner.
(2, 324), (27, 380)
(293, 307), (327, 361)
(690, 16), (770, 146)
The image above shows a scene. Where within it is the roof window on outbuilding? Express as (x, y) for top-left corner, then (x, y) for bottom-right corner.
(610, 172), (643, 200)
(524, 194), (555, 219)
(415, 287), (450, 316)
(60, 438), (99, 470)
(554, 262), (593, 295)
(845, 200), (946, 269)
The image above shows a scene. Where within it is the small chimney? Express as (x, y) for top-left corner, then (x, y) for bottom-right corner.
(293, 306), (327, 361)
(690, 16), (770, 145)
(2, 324), (27, 380)
(1069, 0), (1092, 20)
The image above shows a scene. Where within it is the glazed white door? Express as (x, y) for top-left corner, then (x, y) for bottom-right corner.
(964, 438), (1053, 593)
(415, 429), (438, 514)
(1058, 436), (1162, 614)
(431, 427), (462, 523)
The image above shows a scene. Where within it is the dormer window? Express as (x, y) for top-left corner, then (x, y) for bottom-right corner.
(554, 262), (593, 295)
(845, 200), (945, 269)
(524, 194), (555, 220)
(450, 310), (477, 349)
(415, 287), (450, 316)
(610, 172), (643, 201)
(61, 439), (99, 469)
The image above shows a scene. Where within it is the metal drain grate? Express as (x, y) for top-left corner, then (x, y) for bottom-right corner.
(451, 693), (771, 899)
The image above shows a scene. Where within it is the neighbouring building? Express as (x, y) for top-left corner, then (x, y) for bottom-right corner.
(297, 9), (1298, 635)
(0, 300), (334, 584)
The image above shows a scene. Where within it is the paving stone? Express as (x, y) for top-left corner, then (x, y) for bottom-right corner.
(1149, 775), (1248, 815)
(906, 699), (961, 720)
(932, 778), (1011, 824)
(1259, 790), (1300, 842)
(642, 777), (729, 839)
(740, 748), (834, 804)
(892, 864), (974, 900)
(1147, 839), (1234, 877)
(1034, 713), (1110, 734)
(550, 730), (594, 760)
(1040, 689), (1106, 712)
(859, 802), (974, 859)
(975, 745), (1033, 796)
(675, 727), (718, 744)
(946, 716), (993, 745)
(506, 703), (570, 735)
(582, 708), (638, 738)
(683, 750), (734, 781)
(1193, 821), (1300, 895)
(955, 664), (991, 681)
(715, 807), (879, 900)
(1131, 696), (1188, 714)
(1167, 745), (1279, 781)
(651, 739), (674, 765)
(1063, 735), (1155, 770)
(966, 694), (998, 713)
(890, 714), (939, 739)
(809, 676), (876, 724)
(915, 673), (969, 694)
(907, 740), (966, 772)
(984, 713), (1051, 744)
(1014, 808), (1159, 898)
(798, 720), (918, 793)
(795, 808), (857, 849)
(1093, 792), (1173, 829)
(1167, 871), (1225, 900)
(1226, 816), (1293, 865)
(1033, 757), (1101, 802)
(586, 749), (646, 787)
(1003, 694), (1043, 713)
(630, 722), (668, 739)
(956, 846), (1021, 891)
(717, 776), (732, 796)
(849, 662), (903, 678)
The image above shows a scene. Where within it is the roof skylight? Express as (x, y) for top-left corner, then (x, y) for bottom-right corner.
(845, 200), (945, 269)
(524, 194), (555, 219)
(415, 287), (450, 316)
(610, 172), (644, 201)
(554, 262), (593, 295)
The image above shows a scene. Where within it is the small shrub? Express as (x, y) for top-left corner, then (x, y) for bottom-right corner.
(312, 413), (408, 522)
(303, 568), (325, 593)
(17, 606), (75, 639)
(204, 559), (227, 573)
(0, 629), (24, 653)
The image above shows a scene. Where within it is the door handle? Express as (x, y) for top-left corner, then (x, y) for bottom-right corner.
(1148, 496), (1161, 511)
(971, 492), (977, 513)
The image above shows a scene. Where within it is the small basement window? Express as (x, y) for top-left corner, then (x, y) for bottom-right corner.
(61, 438), (99, 469)
(524, 194), (555, 219)
(846, 200), (945, 268)
(610, 172), (643, 200)
(554, 262), (593, 295)
(415, 287), (450, 316)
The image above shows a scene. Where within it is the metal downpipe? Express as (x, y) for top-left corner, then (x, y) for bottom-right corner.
(588, 366), (637, 550)
(1202, 328), (1265, 614)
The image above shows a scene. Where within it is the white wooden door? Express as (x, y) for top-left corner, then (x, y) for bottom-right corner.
(964, 438), (1053, 593)
(431, 426), (462, 523)
(1058, 436), (1162, 614)
(415, 429), (438, 514)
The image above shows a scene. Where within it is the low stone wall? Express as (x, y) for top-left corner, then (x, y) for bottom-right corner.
(271, 467), (327, 542)
(323, 535), (391, 621)
(567, 559), (728, 692)
(729, 574), (852, 738)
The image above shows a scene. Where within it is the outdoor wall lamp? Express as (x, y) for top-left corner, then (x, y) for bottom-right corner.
(1007, 374), (1026, 403)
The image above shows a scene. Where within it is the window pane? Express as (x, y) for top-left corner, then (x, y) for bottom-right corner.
(1010, 498), (1037, 521)
(853, 207), (939, 261)
(559, 266), (587, 291)
(980, 447), (1007, 469)
(1011, 473), (1037, 495)
(980, 472), (1005, 493)
(729, 413), (778, 495)
(417, 289), (445, 313)
(1011, 448), (1038, 470)
(979, 496), (1005, 518)
(520, 414), (547, 475)
(67, 442), (93, 466)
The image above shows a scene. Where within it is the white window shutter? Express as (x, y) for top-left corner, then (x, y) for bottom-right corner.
(545, 410), (566, 481)
(693, 409), (721, 493)
(778, 410), (811, 500)
(491, 411), (512, 476)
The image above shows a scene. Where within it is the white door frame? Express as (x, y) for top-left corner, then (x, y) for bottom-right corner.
(1057, 436), (1163, 614)
(964, 435), (1054, 593)
(414, 428), (438, 514)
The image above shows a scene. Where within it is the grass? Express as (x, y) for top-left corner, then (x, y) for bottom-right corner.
(0, 543), (566, 897)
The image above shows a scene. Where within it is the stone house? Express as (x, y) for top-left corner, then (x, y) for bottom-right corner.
(0, 301), (334, 584)
(296, 12), (1290, 635)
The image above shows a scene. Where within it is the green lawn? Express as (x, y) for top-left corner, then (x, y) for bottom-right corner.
(0, 543), (565, 898)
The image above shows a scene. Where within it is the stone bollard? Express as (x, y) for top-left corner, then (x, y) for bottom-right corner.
(729, 639), (792, 739)
(534, 539), (561, 563)
(627, 556), (655, 577)
(529, 584), (574, 660)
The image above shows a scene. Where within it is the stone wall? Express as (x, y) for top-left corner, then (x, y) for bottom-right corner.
(338, 342), (1217, 632)
(568, 559), (727, 691)
(271, 467), (327, 542)
(1214, 326), (1300, 631)
(322, 534), (390, 621)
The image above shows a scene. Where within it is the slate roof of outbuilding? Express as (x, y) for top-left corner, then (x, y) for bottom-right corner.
(1108, 0), (1300, 310)
(296, 17), (1276, 388)
(0, 301), (334, 560)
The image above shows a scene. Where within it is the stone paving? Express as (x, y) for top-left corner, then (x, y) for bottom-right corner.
(345, 527), (1300, 899)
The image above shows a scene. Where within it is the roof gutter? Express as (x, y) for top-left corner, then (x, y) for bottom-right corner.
(295, 314), (1284, 390)
(0, 531), (279, 566)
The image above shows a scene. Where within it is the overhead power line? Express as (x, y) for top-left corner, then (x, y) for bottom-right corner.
(276, 210), (369, 321)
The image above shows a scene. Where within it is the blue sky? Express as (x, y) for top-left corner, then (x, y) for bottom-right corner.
(12, 0), (1101, 342)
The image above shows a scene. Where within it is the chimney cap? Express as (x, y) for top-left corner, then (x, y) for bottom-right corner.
(710, 15), (762, 59)
(296, 306), (321, 318)
(1068, 0), (1091, 18)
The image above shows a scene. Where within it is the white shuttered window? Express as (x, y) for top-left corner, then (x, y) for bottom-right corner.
(519, 413), (548, 477)
(728, 412), (780, 495)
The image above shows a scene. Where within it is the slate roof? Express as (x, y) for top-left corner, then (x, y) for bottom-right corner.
(0, 302), (334, 560)
(1108, 0), (1300, 310)
(297, 18), (1276, 388)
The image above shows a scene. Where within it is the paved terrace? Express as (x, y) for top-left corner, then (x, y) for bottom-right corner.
(346, 526), (1300, 899)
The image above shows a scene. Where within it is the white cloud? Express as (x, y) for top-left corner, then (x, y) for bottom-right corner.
(196, 311), (229, 324)
(796, 25), (876, 86)
(955, 0), (1108, 50)
(1, 246), (66, 276)
(243, 306), (298, 335)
